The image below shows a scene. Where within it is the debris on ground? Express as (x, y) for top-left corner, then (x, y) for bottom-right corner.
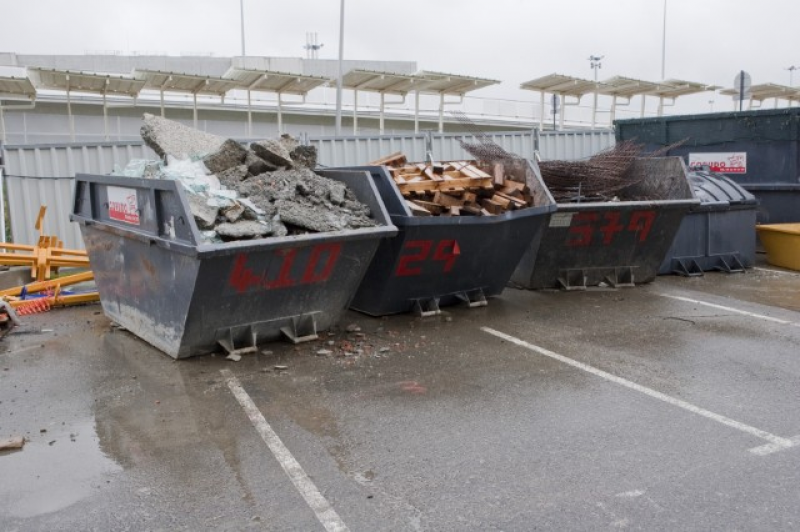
(115, 114), (377, 243)
(368, 152), (535, 216)
(0, 436), (25, 451)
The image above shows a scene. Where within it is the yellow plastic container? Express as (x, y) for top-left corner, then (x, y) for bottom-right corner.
(757, 223), (800, 271)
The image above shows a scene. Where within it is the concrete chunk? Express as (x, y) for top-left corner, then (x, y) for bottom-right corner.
(290, 145), (318, 169)
(277, 200), (347, 232)
(216, 164), (250, 189)
(188, 194), (219, 230)
(222, 202), (246, 223)
(141, 113), (224, 160)
(329, 183), (346, 206)
(216, 221), (272, 239)
(251, 139), (293, 168)
(203, 139), (248, 174)
(245, 151), (276, 175)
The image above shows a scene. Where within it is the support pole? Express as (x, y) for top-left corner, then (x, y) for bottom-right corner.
(539, 91), (546, 130)
(657, 96), (664, 117)
(640, 95), (646, 117)
(558, 96), (565, 130)
(160, 90), (165, 117)
(102, 92), (109, 141)
(438, 93), (444, 133)
(0, 104), (5, 144)
(277, 93), (283, 135)
(353, 89), (358, 135)
(247, 90), (252, 138)
(414, 90), (420, 134)
(193, 93), (198, 129)
(334, 0), (345, 135)
(379, 92), (385, 134)
(591, 90), (598, 128)
(66, 88), (75, 142)
(0, 167), (6, 243)
(610, 95), (618, 125)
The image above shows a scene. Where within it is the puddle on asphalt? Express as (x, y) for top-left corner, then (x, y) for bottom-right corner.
(0, 419), (121, 519)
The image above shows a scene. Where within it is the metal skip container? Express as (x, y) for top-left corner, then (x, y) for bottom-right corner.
(659, 169), (758, 276)
(615, 109), (800, 223)
(333, 160), (556, 316)
(70, 170), (397, 359)
(512, 157), (699, 290)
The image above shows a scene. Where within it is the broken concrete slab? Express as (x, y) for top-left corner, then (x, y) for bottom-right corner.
(222, 202), (246, 223)
(188, 194), (220, 230)
(290, 145), (318, 169)
(329, 183), (346, 206)
(141, 113), (224, 160)
(251, 139), (293, 168)
(276, 200), (349, 233)
(203, 139), (249, 174)
(245, 151), (276, 175)
(215, 220), (272, 240)
(216, 164), (250, 190)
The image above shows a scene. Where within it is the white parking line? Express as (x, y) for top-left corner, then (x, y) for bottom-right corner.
(753, 266), (799, 276)
(481, 327), (799, 456)
(657, 293), (800, 327)
(221, 369), (350, 532)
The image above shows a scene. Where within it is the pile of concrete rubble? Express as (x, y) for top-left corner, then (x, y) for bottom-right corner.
(113, 114), (376, 242)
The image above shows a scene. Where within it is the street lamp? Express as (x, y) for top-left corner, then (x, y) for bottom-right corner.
(240, 0), (246, 56)
(661, 0), (667, 80)
(589, 55), (603, 128)
(335, 0), (345, 136)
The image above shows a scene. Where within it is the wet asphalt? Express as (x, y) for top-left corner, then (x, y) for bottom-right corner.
(2, 264), (800, 531)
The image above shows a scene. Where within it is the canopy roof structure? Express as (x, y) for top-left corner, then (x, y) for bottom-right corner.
(417, 71), (499, 95)
(719, 82), (800, 108)
(28, 68), (144, 97)
(27, 68), (145, 140)
(0, 75), (36, 100)
(520, 74), (601, 129)
(341, 70), (430, 133)
(134, 69), (240, 127)
(223, 67), (330, 135)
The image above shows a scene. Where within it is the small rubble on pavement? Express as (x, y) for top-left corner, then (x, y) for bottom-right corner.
(113, 114), (376, 243)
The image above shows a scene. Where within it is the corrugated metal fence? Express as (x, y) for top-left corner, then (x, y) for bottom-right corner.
(1, 130), (615, 247)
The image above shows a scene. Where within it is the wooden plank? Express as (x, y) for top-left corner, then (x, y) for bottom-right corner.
(406, 200), (432, 217)
(369, 152), (407, 167)
(480, 198), (505, 215)
(490, 194), (511, 209)
(493, 163), (505, 186)
(433, 192), (465, 207)
(494, 191), (528, 207)
(449, 206), (461, 216)
(397, 177), (494, 194)
(411, 199), (445, 215)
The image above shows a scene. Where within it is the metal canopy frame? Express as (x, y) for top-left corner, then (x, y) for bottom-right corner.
(223, 67), (330, 136)
(28, 68), (144, 141)
(342, 69), (428, 134)
(520, 73), (600, 130)
(597, 76), (663, 124)
(416, 71), (499, 133)
(134, 69), (239, 128)
(719, 83), (800, 109)
(0, 75), (36, 143)
(644, 79), (719, 116)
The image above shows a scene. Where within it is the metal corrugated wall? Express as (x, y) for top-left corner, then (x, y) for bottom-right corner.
(0, 130), (615, 247)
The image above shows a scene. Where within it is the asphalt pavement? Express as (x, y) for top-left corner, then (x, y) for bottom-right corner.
(2, 265), (800, 531)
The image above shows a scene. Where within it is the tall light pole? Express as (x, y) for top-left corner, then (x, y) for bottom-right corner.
(589, 55), (603, 128)
(335, 0), (345, 136)
(661, 0), (667, 80)
(787, 65), (798, 87)
(240, 0), (246, 56)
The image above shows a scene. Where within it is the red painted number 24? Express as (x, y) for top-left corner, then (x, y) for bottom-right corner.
(396, 240), (461, 276)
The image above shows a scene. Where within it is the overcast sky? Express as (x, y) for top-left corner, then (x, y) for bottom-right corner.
(2, 0), (799, 113)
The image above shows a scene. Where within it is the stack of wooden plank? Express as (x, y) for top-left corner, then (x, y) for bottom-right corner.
(369, 152), (533, 217)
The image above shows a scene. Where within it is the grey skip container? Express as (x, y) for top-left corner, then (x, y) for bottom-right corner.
(512, 157), (700, 290)
(616, 109), (800, 223)
(70, 170), (398, 359)
(334, 160), (557, 316)
(659, 169), (757, 276)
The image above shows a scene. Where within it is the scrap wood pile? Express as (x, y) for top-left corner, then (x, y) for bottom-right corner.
(113, 114), (377, 243)
(538, 139), (687, 203)
(0, 207), (100, 324)
(369, 152), (534, 217)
